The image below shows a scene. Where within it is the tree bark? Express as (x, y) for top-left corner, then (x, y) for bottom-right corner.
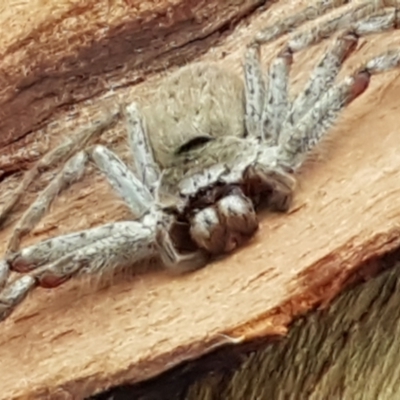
(1, 0), (400, 399)
(92, 251), (400, 400)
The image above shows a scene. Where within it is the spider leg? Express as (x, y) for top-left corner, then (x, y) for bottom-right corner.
(0, 260), (9, 290)
(6, 143), (154, 255)
(261, 48), (293, 145)
(0, 276), (36, 321)
(90, 145), (153, 216)
(277, 49), (400, 169)
(1, 141), (212, 320)
(252, 0), (349, 46)
(281, 31), (358, 135)
(27, 221), (157, 283)
(250, 3), (399, 144)
(6, 151), (89, 254)
(244, 45), (266, 139)
(253, 1), (399, 51)
(6, 143), (157, 260)
(272, 3), (400, 169)
(244, 44), (293, 145)
(123, 102), (161, 192)
(0, 111), (119, 227)
(1, 211), (213, 321)
(286, 4), (399, 53)
(278, 6), (400, 143)
(8, 223), (138, 272)
(363, 49), (400, 74)
(0, 220), (158, 322)
(69, 141), (210, 272)
(277, 72), (370, 169)
(155, 217), (210, 272)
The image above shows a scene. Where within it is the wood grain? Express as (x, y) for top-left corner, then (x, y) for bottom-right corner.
(1, 0), (400, 398)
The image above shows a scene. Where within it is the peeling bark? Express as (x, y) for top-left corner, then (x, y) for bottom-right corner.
(93, 251), (400, 399)
(1, 0), (400, 399)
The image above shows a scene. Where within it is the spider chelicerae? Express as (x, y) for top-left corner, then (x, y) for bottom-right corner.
(0, 0), (400, 321)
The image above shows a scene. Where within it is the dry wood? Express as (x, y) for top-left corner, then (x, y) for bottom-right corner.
(1, 0), (400, 399)
(93, 252), (400, 399)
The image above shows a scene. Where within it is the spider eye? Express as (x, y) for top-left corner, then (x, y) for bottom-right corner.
(176, 135), (214, 154)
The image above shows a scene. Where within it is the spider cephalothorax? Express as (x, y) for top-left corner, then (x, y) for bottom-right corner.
(1, 0), (400, 321)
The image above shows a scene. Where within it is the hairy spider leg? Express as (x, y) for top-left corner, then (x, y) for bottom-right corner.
(274, 3), (400, 169)
(0, 220), (159, 322)
(253, 1), (399, 48)
(252, 0), (350, 45)
(0, 141), (159, 320)
(123, 102), (161, 192)
(4, 101), (161, 255)
(278, 48), (400, 170)
(244, 43), (292, 145)
(286, 2), (399, 52)
(0, 111), (210, 321)
(281, 32), (358, 135)
(0, 111), (119, 227)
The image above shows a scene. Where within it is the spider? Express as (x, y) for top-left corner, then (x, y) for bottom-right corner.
(0, 0), (400, 322)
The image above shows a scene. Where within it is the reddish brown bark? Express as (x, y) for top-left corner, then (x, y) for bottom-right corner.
(1, 0), (400, 398)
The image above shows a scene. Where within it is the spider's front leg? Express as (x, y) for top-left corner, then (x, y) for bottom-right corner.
(0, 221), (209, 322)
(0, 103), (211, 322)
(243, 36), (297, 211)
(0, 193), (207, 322)
(252, 0), (350, 46)
(250, 0), (400, 148)
(0, 137), (162, 321)
(0, 219), (159, 321)
(6, 151), (90, 255)
(5, 102), (161, 256)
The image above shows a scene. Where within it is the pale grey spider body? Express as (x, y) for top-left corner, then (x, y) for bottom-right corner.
(1, 0), (400, 321)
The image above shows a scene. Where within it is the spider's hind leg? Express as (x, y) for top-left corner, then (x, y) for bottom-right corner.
(6, 151), (90, 254)
(252, 1), (400, 48)
(277, 49), (400, 170)
(280, 31), (359, 139)
(252, 0), (349, 46)
(0, 112), (119, 228)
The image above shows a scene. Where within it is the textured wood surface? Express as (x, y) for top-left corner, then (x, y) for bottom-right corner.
(93, 253), (400, 399)
(1, 0), (400, 399)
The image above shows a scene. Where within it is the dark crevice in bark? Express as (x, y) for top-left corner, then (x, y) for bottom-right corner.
(0, 1), (270, 150)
